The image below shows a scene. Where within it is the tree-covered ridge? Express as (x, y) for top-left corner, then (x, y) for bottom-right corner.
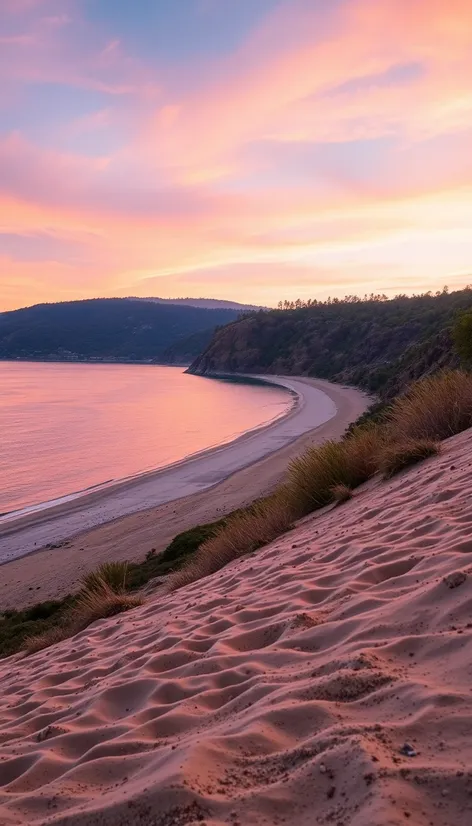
(0, 299), (240, 363)
(275, 286), (455, 311)
(188, 287), (472, 399)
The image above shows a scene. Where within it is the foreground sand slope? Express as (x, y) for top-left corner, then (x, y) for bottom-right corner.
(1, 430), (472, 825)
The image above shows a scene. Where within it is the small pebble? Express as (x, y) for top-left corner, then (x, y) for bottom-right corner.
(320, 763), (327, 774)
(400, 743), (417, 758)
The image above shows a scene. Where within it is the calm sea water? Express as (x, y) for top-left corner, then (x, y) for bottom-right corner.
(0, 362), (291, 515)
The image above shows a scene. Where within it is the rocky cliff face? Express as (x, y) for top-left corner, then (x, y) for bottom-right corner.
(188, 292), (470, 399)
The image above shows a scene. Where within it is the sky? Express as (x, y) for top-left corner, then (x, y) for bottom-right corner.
(1, 0), (472, 311)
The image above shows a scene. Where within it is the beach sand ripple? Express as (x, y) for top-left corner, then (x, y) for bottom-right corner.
(1, 430), (472, 824)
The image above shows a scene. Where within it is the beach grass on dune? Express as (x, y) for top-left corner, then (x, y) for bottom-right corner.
(71, 581), (143, 630)
(5, 368), (472, 652)
(23, 581), (143, 656)
(285, 425), (385, 516)
(168, 494), (293, 591)
(0, 519), (228, 659)
(168, 370), (472, 589)
(82, 561), (129, 593)
(385, 369), (472, 441)
(379, 439), (440, 478)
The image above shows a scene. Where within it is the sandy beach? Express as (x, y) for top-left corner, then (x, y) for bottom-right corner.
(1, 420), (472, 825)
(0, 377), (369, 608)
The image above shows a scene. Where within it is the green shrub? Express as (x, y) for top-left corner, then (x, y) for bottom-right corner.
(453, 310), (472, 363)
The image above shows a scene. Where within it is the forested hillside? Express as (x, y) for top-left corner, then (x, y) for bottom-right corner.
(0, 299), (240, 363)
(188, 288), (472, 399)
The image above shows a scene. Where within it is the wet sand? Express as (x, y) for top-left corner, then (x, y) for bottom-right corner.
(0, 377), (369, 608)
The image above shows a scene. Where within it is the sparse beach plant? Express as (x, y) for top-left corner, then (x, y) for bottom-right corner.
(23, 625), (70, 656)
(22, 573), (142, 655)
(82, 561), (129, 593)
(385, 370), (472, 442)
(379, 439), (440, 478)
(284, 425), (384, 516)
(71, 581), (142, 631)
(167, 494), (293, 590)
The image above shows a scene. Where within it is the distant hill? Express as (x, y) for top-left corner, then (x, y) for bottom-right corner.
(0, 299), (243, 363)
(188, 288), (472, 400)
(128, 297), (265, 312)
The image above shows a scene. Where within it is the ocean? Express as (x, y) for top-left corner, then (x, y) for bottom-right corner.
(0, 362), (291, 515)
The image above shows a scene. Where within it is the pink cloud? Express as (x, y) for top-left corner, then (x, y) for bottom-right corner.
(1, 0), (472, 310)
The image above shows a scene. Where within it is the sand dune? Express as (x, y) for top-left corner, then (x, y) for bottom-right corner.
(1, 428), (472, 824)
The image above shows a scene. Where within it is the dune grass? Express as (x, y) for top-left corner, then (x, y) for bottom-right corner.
(71, 581), (142, 629)
(7, 368), (472, 644)
(169, 370), (472, 590)
(24, 625), (71, 656)
(168, 495), (293, 590)
(23, 582), (143, 656)
(285, 425), (385, 516)
(22, 573), (143, 656)
(385, 370), (472, 441)
(379, 439), (440, 478)
(82, 561), (129, 593)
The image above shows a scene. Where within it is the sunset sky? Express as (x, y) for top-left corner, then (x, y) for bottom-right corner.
(1, 0), (472, 311)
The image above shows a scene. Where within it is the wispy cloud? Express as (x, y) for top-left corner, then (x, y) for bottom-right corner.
(0, 0), (472, 309)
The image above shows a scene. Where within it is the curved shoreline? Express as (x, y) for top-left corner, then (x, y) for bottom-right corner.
(0, 376), (336, 563)
(0, 374), (297, 526)
(0, 377), (371, 609)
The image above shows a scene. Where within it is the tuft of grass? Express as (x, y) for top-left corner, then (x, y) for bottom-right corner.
(168, 495), (293, 591)
(23, 625), (70, 656)
(71, 581), (143, 631)
(126, 519), (226, 589)
(285, 425), (385, 516)
(22, 579), (142, 656)
(386, 369), (472, 442)
(331, 483), (353, 504)
(380, 439), (440, 478)
(81, 561), (129, 593)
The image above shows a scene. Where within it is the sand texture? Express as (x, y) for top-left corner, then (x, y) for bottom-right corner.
(1, 428), (472, 824)
(0, 378), (369, 609)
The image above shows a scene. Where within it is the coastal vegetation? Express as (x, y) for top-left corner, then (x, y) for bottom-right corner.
(3, 287), (472, 658)
(189, 287), (472, 401)
(0, 519), (228, 658)
(167, 369), (472, 590)
(0, 298), (241, 363)
(3, 367), (472, 657)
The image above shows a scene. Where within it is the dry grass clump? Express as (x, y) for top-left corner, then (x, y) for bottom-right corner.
(285, 425), (385, 516)
(71, 581), (142, 631)
(331, 483), (353, 504)
(168, 495), (293, 591)
(23, 625), (70, 656)
(82, 561), (129, 593)
(386, 370), (472, 442)
(23, 573), (142, 656)
(379, 439), (440, 479)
